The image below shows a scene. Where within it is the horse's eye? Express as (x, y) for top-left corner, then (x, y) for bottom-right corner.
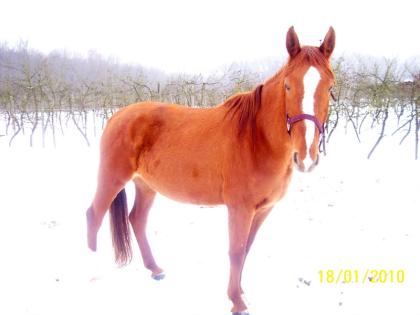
(285, 84), (291, 91)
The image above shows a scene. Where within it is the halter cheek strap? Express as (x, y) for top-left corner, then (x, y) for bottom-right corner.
(287, 114), (327, 155)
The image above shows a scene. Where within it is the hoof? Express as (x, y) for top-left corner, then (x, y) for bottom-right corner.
(86, 208), (97, 251)
(87, 236), (97, 252)
(152, 272), (165, 281)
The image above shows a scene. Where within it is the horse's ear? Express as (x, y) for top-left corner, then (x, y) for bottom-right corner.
(286, 26), (301, 59)
(319, 27), (335, 59)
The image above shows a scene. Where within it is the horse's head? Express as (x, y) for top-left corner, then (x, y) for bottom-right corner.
(283, 26), (335, 172)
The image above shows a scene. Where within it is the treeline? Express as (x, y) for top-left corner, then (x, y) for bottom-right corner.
(329, 56), (419, 158)
(0, 42), (419, 158)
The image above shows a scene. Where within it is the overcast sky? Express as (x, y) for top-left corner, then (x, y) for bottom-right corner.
(1, 0), (419, 74)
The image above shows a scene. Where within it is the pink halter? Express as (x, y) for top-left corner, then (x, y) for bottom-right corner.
(286, 114), (326, 155)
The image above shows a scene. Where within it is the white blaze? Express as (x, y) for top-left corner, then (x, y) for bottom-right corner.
(302, 66), (321, 169)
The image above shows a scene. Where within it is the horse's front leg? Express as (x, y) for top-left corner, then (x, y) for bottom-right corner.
(238, 206), (273, 294)
(227, 206), (254, 315)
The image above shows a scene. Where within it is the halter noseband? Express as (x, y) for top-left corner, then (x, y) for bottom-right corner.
(287, 114), (327, 155)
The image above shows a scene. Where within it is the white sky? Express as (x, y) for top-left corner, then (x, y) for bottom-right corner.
(1, 0), (419, 74)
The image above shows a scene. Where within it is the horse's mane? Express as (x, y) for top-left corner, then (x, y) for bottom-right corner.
(223, 84), (264, 148)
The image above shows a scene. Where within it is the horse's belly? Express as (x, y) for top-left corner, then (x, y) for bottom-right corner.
(134, 164), (224, 206)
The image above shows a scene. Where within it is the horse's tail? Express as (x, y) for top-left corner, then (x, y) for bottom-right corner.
(110, 188), (132, 265)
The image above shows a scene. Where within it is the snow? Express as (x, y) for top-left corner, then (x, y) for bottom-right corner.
(0, 116), (419, 315)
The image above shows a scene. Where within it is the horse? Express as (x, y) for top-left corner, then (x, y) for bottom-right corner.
(86, 26), (336, 315)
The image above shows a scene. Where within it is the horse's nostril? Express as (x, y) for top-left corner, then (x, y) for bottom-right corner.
(293, 152), (299, 165)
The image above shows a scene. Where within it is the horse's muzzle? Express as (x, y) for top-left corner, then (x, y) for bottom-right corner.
(293, 152), (319, 173)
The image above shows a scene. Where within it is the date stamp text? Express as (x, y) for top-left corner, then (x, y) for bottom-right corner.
(318, 269), (405, 284)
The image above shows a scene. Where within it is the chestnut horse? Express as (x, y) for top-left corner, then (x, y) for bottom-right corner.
(86, 26), (335, 314)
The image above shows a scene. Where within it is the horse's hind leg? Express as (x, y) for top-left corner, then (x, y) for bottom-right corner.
(87, 168), (129, 251)
(129, 177), (164, 280)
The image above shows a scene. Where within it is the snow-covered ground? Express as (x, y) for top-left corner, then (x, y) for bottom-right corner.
(0, 116), (419, 315)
